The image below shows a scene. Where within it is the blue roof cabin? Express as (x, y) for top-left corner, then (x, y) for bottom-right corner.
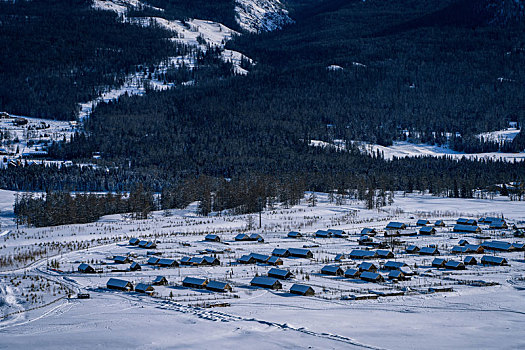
(157, 258), (178, 267)
(152, 276), (168, 285)
(289, 284), (315, 296)
(361, 228), (377, 236)
(78, 263), (95, 273)
(182, 277), (208, 289)
(250, 276), (282, 290)
(267, 256), (284, 265)
(206, 280), (232, 292)
(205, 234), (221, 242)
(445, 260), (465, 270)
(234, 234), (250, 241)
(489, 221), (508, 229)
(138, 240), (148, 248)
(483, 217), (505, 224)
(268, 268), (293, 279)
(419, 247), (440, 255)
(344, 268), (361, 278)
(453, 224), (481, 233)
(360, 271), (384, 282)
(272, 248), (290, 257)
(386, 222), (407, 230)
(406, 245), (420, 254)
(376, 249), (394, 258)
(238, 255), (256, 264)
(288, 248), (313, 259)
(180, 256), (192, 265)
(349, 249), (377, 259)
(417, 219), (430, 226)
(203, 256), (220, 265)
(458, 239), (469, 246)
(358, 262), (377, 272)
(328, 229), (346, 237)
(434, 220), (446, 227)
(249, 234), (264, 242)
(113, 255), (130, 264)
(135, 283), (154, 294)
(388, 270), (408, 280)
(320, 265), (344, 276)
(129, 238), (140, 245)
(147, 257), (160, 265)
(383, 261), (408, 271)
(464, 256), (477, 265)
(482, 241), (514, 252)
(481, 255), (508, 266)
(419, 226), (436, 235)
(432, 258), (447, 268)
(457, 218), (477, 226)
(315, 230), (331, 238)
(287, 231), (302, 238)
(129, 262), (141, 271)
(107, 278), (133, 291)
(249, 253), (270, 263)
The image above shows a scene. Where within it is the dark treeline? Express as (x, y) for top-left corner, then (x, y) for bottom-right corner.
(0, 0), (182, 120)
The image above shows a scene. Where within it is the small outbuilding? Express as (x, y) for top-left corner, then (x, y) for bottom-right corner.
(287, 231), (302, 238)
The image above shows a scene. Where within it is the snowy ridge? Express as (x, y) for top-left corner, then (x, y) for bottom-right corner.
(235, 0), (294, 33)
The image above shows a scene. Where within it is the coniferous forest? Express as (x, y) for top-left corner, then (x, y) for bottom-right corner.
(2, 0), (525, 225)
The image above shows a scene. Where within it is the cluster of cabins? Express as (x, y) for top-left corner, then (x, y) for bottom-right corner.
(320, 260), (415, 282)
(106, 275), (168, 293)
(129, 238), (157, 249)
(238, 248), (313, 265)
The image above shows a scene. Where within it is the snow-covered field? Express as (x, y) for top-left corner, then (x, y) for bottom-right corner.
(1, 190), (524, 349)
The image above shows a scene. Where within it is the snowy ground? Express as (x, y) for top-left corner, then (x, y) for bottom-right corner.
(1, 190), (524, 348)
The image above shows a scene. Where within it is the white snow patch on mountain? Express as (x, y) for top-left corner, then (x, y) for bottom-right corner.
(235, 0), (294, 33)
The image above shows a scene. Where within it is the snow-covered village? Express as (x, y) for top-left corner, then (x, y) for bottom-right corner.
(1, 0), (525, 349)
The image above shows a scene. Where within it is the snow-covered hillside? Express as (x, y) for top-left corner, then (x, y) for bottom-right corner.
(235, 0), (294, 33)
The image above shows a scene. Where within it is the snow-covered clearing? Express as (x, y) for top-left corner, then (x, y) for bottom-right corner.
(477, 127), (520, 143)
(0, 190), (524, 348)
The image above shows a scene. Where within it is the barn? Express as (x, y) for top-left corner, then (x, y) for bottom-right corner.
(107, 278), (133, 291)
(272, 248), (290, 257)
(268, 268), (293, 280)
(321, 265), (344, 276)
(481, 255), (508, 266)
(135, 283), (154, 294)
(205, 234), (221, 242)
(250, 276), (282, 290)
(182, 277), (208, 289)
(287, 231), (302, 238)
(360, 271), (385, 282)
(206, 280), (232, 292)
(344, 268), (361, 278)
(129, 262), (141, 271)
(419, 247), (440, 256)
(288, 248), (313, 259)
(386, 222), (406, 230)
(290, 284), (315, 296)
(419, 226), (436, 235)
(152, 276), (168, 285)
